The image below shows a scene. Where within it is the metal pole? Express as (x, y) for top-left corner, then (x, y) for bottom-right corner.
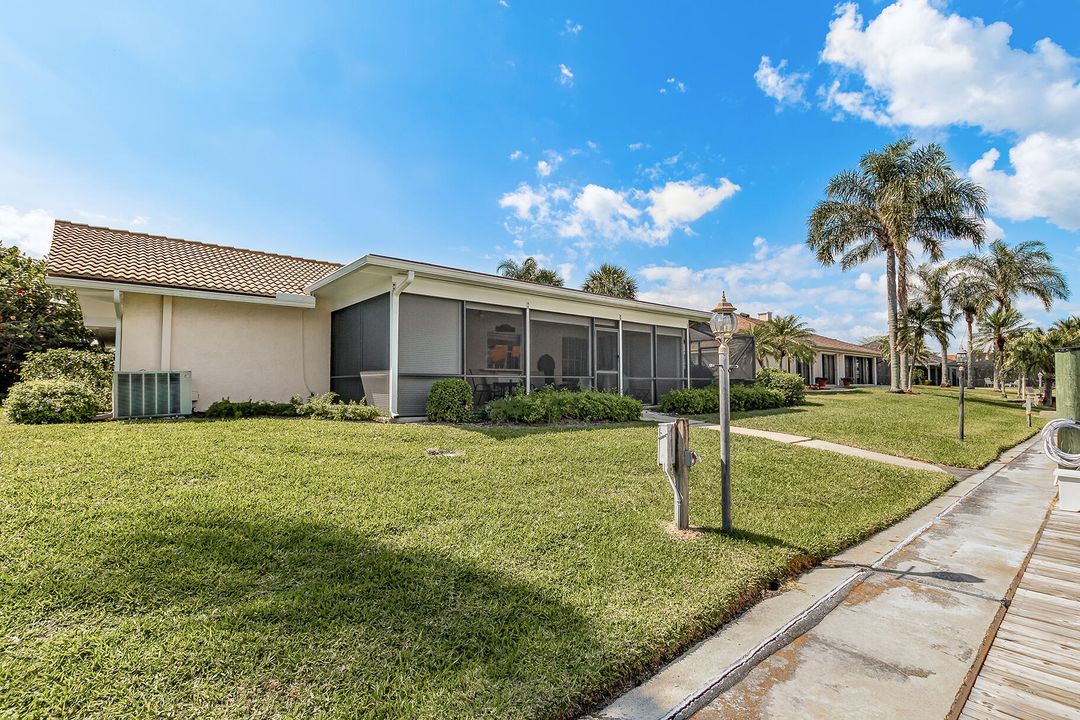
(674, 418), (690, 530)
(719, 340), (732, 533)
(959, 366), (965, 441)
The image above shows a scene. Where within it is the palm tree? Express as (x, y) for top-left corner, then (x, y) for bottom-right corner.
(946, 271), (990, 388)
(496, 257), (564, 287)
(954, 239), (1068, 390)
(807, 139), (987, 393)
(911, 263), (956, 386)
(898, 302), (949, 388)
(955, 240), (1068, 314)
(746, 322), (778, 368)
(581, 264), (637, 299)
(1052, 315), (1080, 335)
(763, 314), (815, 373)
(1005, 329), (1051, 399)
(974, 306), (1030, 396)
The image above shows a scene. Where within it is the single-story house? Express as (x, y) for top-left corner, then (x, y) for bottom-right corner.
(733, 312), (881, 386)
(45, 221), (713, 417)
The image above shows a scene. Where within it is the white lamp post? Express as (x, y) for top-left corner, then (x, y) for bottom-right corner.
(956, 344), (968, 441)
(710, 292), (738, 533)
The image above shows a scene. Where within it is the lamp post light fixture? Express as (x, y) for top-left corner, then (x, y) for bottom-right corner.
(956, 344), (968, 441)
(710, 292), (738, 534)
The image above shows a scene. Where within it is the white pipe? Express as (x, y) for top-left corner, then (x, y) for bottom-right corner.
(112, 290), (123, 418)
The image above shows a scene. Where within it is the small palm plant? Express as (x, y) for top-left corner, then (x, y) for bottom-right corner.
(747, 323), (779, 368)
(581, 264), (638, 299)
(496, 257), (564, 287)
(764, 314), (815, 373)
(898, 302), (950, 389)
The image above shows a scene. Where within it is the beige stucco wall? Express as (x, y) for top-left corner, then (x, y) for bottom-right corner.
(118, 291), (330, 409)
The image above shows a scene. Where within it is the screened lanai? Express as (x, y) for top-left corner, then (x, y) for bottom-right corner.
(329, 291), (693, 416)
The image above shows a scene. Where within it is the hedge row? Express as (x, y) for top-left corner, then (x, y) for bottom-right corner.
(487, 388), (643, 424)
(658, 384), (786, 415)
(204, 392), (381, 422)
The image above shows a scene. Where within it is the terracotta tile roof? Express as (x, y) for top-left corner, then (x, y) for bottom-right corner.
(47, 220), (342, 297)
(735, 314), (877, 356)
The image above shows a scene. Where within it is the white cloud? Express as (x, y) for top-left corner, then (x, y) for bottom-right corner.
(754, 56), (808, 107)
(969, 134), (1080, 231)
(819, 0), (1080, 230)
(752, 235), (769, 260)
(628, 142), (648, 152)
(645, 179), (740, 233)
(0, 206), (54, 257)
(499, 178), (740, 247)
(563, 19), (582, 36)
(508, 149), (525, 161)
(535, 150), (563, 178)
(497, 0), (508, 7)
(559, 64), (574, 86)
(130, 215), (149, 227)
(556, 262), (575, 282)
(659, 77), (686, 94)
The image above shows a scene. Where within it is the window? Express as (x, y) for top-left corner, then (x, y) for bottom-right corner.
(330, 293), (390, 405)
(466, 305), (524, 404)
(595, 319), (619, 392)
(655, 326), (687, 399)
(622, 322), (654, 403)
(530, 311), (592, 391)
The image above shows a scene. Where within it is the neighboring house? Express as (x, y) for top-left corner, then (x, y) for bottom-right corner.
(737, 312), (880, 385)
(46, 221), (709, 416)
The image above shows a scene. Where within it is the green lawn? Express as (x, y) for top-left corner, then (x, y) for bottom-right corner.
(695, 386), (1042, 469)
(0, 419), (951, 720)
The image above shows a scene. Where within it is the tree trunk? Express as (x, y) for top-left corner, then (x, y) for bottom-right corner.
(897, 250), (910, 391)
(886, 249), (901, 392)
(995, 337), (1006, 397)
(1041, 374), (1054, 407)
(939, 337), (949, 386)
(966, 316), (975, 389)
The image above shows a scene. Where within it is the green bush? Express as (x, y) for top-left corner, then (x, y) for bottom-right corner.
(2, 379), (100, 424)
(487, 388), (643, 424)
(756, 367), (806, 405)
(426, 379), (474, 422)
(19, 348), (113, 413)
(205, 398), (297, 419)
(659, 384), (787, 414)
(292, 392), (381, 422)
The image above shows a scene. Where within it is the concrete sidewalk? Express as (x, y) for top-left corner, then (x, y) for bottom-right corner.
(641, 410), (944, 474)
(591, 436), (1057, 720)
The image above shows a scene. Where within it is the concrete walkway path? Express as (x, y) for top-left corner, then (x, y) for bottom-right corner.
(641, 410), (944, 474)
(592, 435), (1057, 720)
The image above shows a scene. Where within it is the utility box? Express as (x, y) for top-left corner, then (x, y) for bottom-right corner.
(1056, 469), (1080, 512)
(657, 422), (675, 472)
(1056, 347), (1080, 455)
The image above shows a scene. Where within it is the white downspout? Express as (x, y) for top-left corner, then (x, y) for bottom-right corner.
(160, 295), (173, 371)
(112, 290), (123, 418)
(388, 271), (415, 417)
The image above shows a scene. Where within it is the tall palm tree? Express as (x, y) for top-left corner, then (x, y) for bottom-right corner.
(763, 314), (815, 373)
(898, 302), (950, 388)
(946, 271), (990, 388)
(911, 262), (956, 386)
(496, 257), (564, 287)
(807, 139), (987, 393)
(581, 264), (638, 299)
(954, 239), (1068, 390)
(974, 306), (1030, 397)
(1005, 329), (1052, 399)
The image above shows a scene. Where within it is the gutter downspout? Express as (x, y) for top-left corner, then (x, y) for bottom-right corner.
(112, 290), (123, 418)
(524, 303), (531, 394)
(388, 270), (415, 417)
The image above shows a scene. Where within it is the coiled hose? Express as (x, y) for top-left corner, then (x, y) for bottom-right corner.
(1041, 417), (1080, 469)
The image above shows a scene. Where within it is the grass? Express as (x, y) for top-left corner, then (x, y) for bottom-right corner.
(0, 418), (952, 719)
(694, 386), (1043, 469)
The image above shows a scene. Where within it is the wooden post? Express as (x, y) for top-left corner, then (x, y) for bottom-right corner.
(1056, 348), (1080, 455)
(673, 418), (690, 531)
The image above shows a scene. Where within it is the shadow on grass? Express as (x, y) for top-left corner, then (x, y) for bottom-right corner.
(49, 511), (598, 716)
(451, 420), (652, 441)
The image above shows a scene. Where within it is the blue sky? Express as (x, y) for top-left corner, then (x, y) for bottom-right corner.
(1, 0), (1078, 342)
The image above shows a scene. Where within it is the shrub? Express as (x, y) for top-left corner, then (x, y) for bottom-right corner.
(426, 379), (474, 422)
(659, 384), (786, 414)
(205, 398), (297, 419)
(2, 379), (100, 424)
(486, 388), (643, 424)
(19, 348), (113, 413)
(292, 392), (381, 421)
(756, 367), (806, 406)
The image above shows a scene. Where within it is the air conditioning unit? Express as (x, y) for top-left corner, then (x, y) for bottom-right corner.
(113, 371), (193, 419)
